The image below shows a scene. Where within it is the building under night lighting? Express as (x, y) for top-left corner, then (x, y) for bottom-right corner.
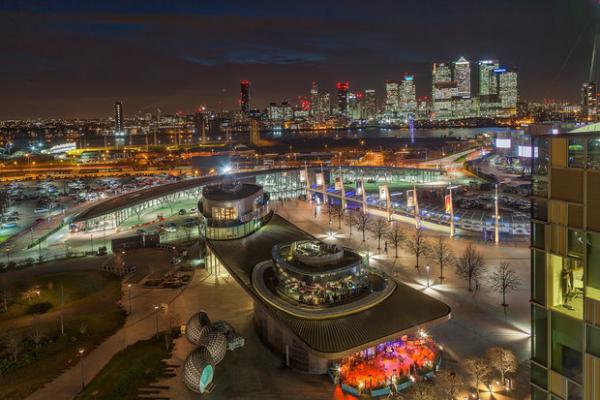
(240, 80), (250, 114)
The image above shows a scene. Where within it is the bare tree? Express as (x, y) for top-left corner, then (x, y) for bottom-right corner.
(435, 369), (460, 400)
(29, 315), (46, 348)
(430, 237), (455, 281)
(345, 211), (354, 236)
(353, 209), (371, 242)
(385, 223), (405, 258)
(369, 217), (388, 251)
(404, 227), (428, 269)
(486, 347), (517, 385)
(455, 243), (486, 291)
(409, 380), (435, 400)
(488, 262), (521, 307)
(464, 357), (491, 399)
(5, 330), (22, 361)
(329, 204), (345, 230)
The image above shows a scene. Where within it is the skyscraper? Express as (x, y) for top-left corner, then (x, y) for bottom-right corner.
(240, 80), (250, 113)
(336, 81), (349, 117)
(495, 67), (518, 113)
(478, 59), (500, 96)
(432, 63), (456, 120)
(310, 82), (319, 118)
(399, 74), (417, 115)
(363, 89), (377, 120)
(581, 82), (598, 122)
(529, 123), (600, 400)
(319, 91), (331, 119)
(114, 101), (124, 134)
(385, 80), (400, 114)
(454, 56), (471, 98)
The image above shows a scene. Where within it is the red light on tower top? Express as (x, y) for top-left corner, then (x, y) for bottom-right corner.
(336, 81), (349, 90)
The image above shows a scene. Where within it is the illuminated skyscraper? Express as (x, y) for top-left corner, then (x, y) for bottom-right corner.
(320, 91), (331, 119)
(454, 56), (471, 98)
(336, 81), (349, 116)
(581, 82), (598, 122)
(310, 82), (319, 118)
(432, 63), (456, 120)
(399, 74), (417, 115)
(495, 67), (518, 114)
(114, 101), (124, 134)
(240, 80), (250, 113)
(363, 89), (377, 120)
(478, 60), (500, 96)
(385, 80), (400, 114)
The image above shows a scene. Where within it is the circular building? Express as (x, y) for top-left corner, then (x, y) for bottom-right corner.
(182, 346), (215, 394)
(197, 327), (228, 365)
(185, 311), (211, 345)
(199, 182), (271, 240)
(271, 240), (370, 307)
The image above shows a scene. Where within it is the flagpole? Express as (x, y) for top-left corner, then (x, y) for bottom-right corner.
(449, 183), (455, 238)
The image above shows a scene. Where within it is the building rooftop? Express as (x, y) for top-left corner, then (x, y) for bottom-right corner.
(208, 215), (451, 357)
(202, 182), (262, 202)
(274, 241), (363, 275)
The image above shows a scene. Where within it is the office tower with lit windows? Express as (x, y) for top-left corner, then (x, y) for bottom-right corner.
(495, 67), (518, 115)
(114, 101), (124, 135)
(399, 74), (417, 116)
(431, 62), (456, 120)
(336, 81), (349, 117)
(363, 89), (377, 120)
(454, 56), (471, 98)
(319, 91), (331, 119)
(240, 80), (250, 113)
(385, 80), (400, 115)
(530, 123), (600, 400)
(310, 82), (319, 118)
(479, 59), (500, 96)
(581, 82), (598, 122)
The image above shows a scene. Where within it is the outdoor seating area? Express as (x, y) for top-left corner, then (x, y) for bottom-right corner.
(336, 333), (441, 396)
(276, 272), (369, 306)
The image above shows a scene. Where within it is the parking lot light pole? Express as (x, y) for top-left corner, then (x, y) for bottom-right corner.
(426, 265), (430, 288)
(127, 284), (132, 314)
(494, 184), (500, 244)
(154, 305), (160, 337)
(78, 348), (85, 390)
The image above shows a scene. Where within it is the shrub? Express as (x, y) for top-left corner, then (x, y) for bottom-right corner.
(27, 302), (53, 315)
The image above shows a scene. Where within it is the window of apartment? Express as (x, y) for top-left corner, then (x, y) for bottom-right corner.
(567, 381), (583, 400)
(567, 229), (584, 259)
(533, 136), (550, 176)
(531, 363), (548, 389)
(532, 250), (546, 305)
(587, 325), (600, 358)
(586, 232), (600, 301)
(568, 137), (586, 168)
(532, 199), (548, 222)
(548, 254), (583, 320)
(532, 177), (548, 197)
(532, 222), (546, 250)
(588, 137), (600, 170)
(531, 386), (547, 400)
(551, 311), (583, 383)
(532, 305), (548, 366)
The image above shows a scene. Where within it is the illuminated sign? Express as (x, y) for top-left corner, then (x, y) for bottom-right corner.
(378, 185), (388, 201)
(315, 172), (324, 186)
(48, 142), (77, 154)
(495, 138), (511, 149)
(518, 145), (539, 158)
(494, 68), (507, 73)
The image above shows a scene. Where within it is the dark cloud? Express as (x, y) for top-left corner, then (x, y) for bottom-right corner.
(0, 0), (596, 118)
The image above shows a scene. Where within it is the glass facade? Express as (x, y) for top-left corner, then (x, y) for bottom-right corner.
(587, 136), (600, 169)
(587, 232), (600, 301)
(568, 137), (585, 168)
(532, 250), (546, 305)
(551, 312), (582, 383)
(531, 363), (548, 389)
(587, 325), (600, 358)
(532, 305), (548, 366)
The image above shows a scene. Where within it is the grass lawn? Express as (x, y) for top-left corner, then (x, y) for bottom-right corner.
(76, 334), (173, 400)
(0, 270), (125, 400)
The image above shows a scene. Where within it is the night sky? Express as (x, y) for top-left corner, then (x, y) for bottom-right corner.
(1, 0), (597, 119)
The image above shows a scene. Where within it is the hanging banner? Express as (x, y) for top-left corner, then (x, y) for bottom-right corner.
(356, 180), (363, 196)
(299, 169), (307, 183)
(444, 194), (453, 214)
(407, 190), (414, 208)
(315, 172), (324, 186)
(334, 176), (343, 191)
(378, 185), (388, 201)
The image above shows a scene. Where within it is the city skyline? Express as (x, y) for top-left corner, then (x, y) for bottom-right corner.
(0, 0), (597, 118)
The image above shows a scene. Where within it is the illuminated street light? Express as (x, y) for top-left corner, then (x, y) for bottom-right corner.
(78, 348), (85, 389)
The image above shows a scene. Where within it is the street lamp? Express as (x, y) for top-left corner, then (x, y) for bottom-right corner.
(154, 305), (159, 339)
(78, 348), (85, 390)
(426, 264), (431, 288)
(127, 284), (132, 314)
